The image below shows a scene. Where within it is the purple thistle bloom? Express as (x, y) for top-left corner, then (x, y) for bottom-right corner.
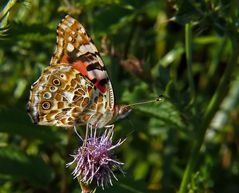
(67, 127), (125, 189)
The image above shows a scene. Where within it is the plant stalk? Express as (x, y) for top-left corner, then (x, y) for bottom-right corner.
(185, 23), (195, 105)
(0, 0), (17, 21)
(178, 37), (238, 193)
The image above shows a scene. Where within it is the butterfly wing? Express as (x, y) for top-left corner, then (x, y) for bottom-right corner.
(28, 15), (115, 128)
(51, 15), (114, 109)
(28, 64), (96, 127)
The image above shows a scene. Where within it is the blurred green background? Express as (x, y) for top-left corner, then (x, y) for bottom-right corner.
(0, 0), (239, 193)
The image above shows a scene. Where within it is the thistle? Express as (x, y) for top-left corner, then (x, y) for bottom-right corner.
(67, 127), (125, 191)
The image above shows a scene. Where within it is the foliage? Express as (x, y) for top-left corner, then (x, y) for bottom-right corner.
(0, 0), (239, 193)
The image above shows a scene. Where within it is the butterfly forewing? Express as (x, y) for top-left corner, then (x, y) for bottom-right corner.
(51, 15), (114, 109)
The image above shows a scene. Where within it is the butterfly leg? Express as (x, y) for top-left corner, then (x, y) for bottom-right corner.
(83, 123), (91, 147)
(104, 124), (115, 130)
(74, 125), (83, 141)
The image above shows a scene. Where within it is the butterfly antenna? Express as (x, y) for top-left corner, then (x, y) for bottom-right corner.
(124, 95), (164, 108)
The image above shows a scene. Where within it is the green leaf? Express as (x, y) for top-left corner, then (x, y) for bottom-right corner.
(96, 176), (157, 193)
(0, 146), (54, 186)
(135, 100), (185, 130)
(0, 108), (62, 143)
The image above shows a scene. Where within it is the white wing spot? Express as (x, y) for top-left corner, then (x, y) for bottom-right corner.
(57, 30), (63, 36)
(63, 91), (74, 102)
(58, 38), (63, 46)
(96, 55), (105, 67)
(68, 36), (73, 41)
(67, 17), (75, 25)
(78, 27), (86, 34)
(67, 43), (74, 52)
(76, 52), (82, 57)
(79, 44), (91, 54)
(60, 23), (67, 30)
(80, 78), (86, 85)
(77, 35), (83, 42)
(89, 42), (98, 53)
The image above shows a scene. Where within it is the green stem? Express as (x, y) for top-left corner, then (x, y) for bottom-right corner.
(185, 23), (195, 105)
(208, 38), (226, 78)
(178, 38), (238, 193)
(78, 177), (97, 193)
(0, 0), (17, 21)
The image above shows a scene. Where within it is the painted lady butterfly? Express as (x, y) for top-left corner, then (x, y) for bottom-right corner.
(27, 15), (131, 129)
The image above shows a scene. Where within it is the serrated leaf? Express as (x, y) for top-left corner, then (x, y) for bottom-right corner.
(135, 100), (185, 129)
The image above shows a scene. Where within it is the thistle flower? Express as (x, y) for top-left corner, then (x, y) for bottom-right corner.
(67, 126), (125, 189)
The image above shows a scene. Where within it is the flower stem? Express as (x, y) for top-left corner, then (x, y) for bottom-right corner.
(185, 23), (195, 105)
(78, 177), (97, 193)
(178, 37), (238, 193)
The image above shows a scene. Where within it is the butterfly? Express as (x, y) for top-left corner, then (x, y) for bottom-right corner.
(27, 15), (131, 129)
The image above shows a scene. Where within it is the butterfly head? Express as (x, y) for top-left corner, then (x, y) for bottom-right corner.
(113, 105), (132, 122)
(112, 97), (163, 123)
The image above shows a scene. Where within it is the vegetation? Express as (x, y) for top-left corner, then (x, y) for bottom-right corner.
(0, 0), (239, 193)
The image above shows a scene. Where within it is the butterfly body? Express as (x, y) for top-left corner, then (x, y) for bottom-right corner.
(28, 15), (131, 128)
